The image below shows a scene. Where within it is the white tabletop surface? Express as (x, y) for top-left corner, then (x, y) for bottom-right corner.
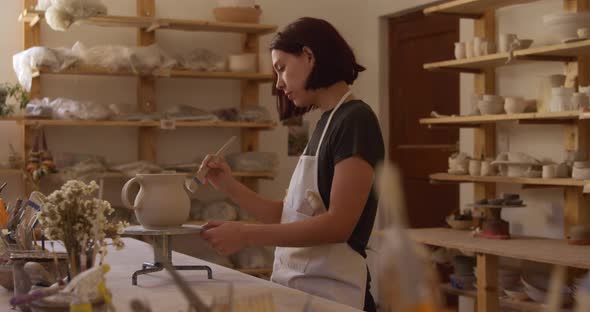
(0, 238), (362, 312)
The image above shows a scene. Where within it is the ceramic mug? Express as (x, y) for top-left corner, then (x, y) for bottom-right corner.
(454, 42), (466, 59)
(466, 41), (474, 58)
(572, 93), (589, 109)
(469, 159), (482, 176)
(473, 37), (484, 57)
(481, 159), (496, 176)
(542, 164), (557, 179)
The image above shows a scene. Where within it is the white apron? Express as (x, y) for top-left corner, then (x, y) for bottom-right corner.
(270, 90), (367, 310)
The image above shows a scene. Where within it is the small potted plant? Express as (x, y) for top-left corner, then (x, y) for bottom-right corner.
(0, 82), (29, 117)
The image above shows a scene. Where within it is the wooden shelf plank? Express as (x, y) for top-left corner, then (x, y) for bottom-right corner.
(1, 170), (274, 179)
(424, 53), (510, 72)
(408, 228), (590, 269)
(420, 111), (580, 126)
(424, 0), (544, 18)
(39, 67), (274, 81)
(430, 173), (586, 187)
(440, 284), (572, 312)
(0, 118), (276, 129)
(424, 40), (590, 72)
(19, 9), (277, 35)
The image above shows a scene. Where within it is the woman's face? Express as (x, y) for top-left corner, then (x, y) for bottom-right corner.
(272, 48), (315, 107)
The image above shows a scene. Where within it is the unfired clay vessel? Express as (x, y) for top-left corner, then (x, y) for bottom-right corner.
(122, 173), (194, 229)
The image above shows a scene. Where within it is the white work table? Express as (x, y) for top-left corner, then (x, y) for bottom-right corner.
(0, 238), (362, 311)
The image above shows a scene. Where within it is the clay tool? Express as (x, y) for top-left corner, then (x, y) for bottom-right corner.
(193, 136), (236, 184)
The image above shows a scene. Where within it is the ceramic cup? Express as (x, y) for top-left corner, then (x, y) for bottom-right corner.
(499, 33), (518, 53)
(454, 42), (466, 59)
(466, 41), (474, 58)
(578, 27), (590, 39)
(481, 159), (496, 176)
(572, 92), (590, 109)
(549, 74), (567, 88)
(469, 159), (482, 176)
(473, 37), (484, 57)
(542, 164), (557, 179)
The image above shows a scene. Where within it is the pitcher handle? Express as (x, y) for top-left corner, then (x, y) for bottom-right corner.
(121, 176), (141, 210)
(185, 178), (197, 194)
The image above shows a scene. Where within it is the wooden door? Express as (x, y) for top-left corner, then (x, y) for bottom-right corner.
(389, 11), (460, 228)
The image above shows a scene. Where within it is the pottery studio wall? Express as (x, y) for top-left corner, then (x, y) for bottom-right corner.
(0, 0), (370, 204)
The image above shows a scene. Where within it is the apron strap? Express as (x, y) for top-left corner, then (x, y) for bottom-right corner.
(301, 89), (352, 156)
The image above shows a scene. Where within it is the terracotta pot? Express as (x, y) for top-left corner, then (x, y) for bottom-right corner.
(122, 173), (194, 229)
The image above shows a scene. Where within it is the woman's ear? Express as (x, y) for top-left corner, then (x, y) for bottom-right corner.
(302, 46), (315, 66)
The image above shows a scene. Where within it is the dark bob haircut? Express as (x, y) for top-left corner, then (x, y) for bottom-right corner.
(270, 17), (365, 121)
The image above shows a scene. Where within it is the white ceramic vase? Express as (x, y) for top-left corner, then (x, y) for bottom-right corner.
(122, 173), (194, 229)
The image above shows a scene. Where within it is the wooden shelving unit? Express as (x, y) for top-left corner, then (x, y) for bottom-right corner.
(423, 39), (590, 73)
(440, 284), (572, 312)
(1, 118), (276, 129)
(37, 66), (274, 81)
(0, 170), (275, 180)
(430, 173), (587, 187)
(418, 1), (590, 311)
(9, 0), (278, 278)
(410, 228), (590, 269)
(19, 9), (277, 35)
(420, 111), (580, 127)
(424, 0), (543, 18)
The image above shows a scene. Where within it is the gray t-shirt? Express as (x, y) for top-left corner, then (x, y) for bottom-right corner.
(303, 100), (384, 257)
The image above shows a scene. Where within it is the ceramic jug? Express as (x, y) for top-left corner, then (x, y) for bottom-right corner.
(122, 173), (195, 229)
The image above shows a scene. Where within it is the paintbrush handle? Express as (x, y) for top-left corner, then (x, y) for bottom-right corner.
(214, 136), (237, 157)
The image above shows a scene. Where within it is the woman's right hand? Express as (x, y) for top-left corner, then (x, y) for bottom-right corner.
(200, 154), (235, 192)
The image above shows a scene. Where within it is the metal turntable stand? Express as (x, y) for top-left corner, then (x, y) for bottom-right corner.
(124, 225), (213, 286)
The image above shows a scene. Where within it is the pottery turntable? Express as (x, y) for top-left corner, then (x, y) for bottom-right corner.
(124, 225), (213, 286)
(469, 194), (526, 240)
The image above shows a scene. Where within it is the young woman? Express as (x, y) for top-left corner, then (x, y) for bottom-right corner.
(200, 17), (384, 311)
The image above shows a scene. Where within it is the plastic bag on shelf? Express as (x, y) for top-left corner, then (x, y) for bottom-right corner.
(72, 41), (132, 72)
(111, 161), (162, 177)
(231, 246), (274, 269)
(178, 48), (226, 72)
(212, 108), (239, 121)
(13, 47), (66, 91)
(164, 105), (219, 121)
(25, 98), (53, 118)
(201, 200), (238, 221)
(51, 97), (115, 120)
(238, 106), (271, 122)
(35, 0), (53, 10)
(129, 44), (177, 74)
(59, 158), (108, 182)
(45, 0), (108, 31)
(226, 152), (278, 172)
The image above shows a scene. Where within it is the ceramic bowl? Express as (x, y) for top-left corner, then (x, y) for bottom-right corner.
(228, 53), (257, 72)
(446, 216), (475, 231)
(572, 167), (590, 179)
(543, 12), (590, 42)
(579, 27), (590, 38)
(574, 160), (590, 169)
(516, 39), (534, 49)
(478, 99), (505, 115)
(504, 286), (530, 301)
(504, 97), (527, 114)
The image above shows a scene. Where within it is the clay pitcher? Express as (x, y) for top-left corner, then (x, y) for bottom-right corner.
(121, 173), (195, 229)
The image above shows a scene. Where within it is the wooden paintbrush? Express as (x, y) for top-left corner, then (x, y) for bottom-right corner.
(193, 136), (237, 185)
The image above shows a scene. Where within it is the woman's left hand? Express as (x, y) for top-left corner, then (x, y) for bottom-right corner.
(201, 220), (248, 256)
